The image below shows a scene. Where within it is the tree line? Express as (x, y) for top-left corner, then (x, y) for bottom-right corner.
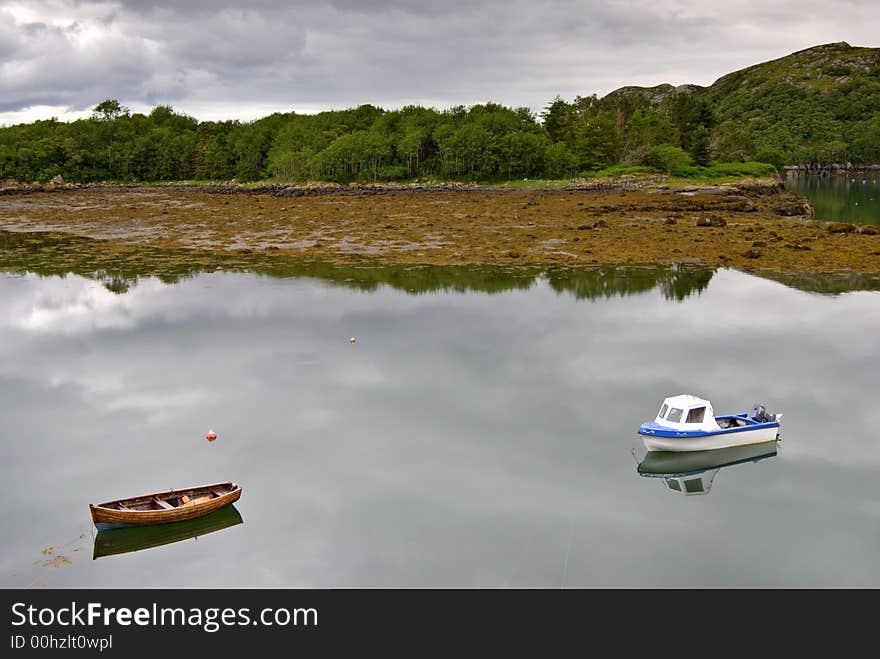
(1, 86), (877, 184)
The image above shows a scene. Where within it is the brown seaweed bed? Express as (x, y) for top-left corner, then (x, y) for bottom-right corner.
(0, 185), (878, 275)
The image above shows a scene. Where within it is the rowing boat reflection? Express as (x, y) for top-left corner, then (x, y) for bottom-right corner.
(637, 440), (778, 496)
(93, 505), (243, 559)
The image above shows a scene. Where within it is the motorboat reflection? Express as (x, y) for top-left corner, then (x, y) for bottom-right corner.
(637, 440), (778, 496)
(93, 505), (243, 559)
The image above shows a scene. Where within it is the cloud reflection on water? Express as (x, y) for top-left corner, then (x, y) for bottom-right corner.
(0, 267), (878, 587)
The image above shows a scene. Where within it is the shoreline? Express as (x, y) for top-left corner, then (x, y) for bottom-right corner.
(0, 183), (878, 276)
(0, 174), (780, 196)
(783, 165), (880, 176)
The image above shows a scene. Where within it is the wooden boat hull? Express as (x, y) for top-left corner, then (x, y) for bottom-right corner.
(89, 481), (242, 531)
(93, 505), (243, 559)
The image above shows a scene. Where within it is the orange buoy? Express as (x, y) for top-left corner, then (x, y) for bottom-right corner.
(206, 430), (217, 442)
(349, 337), (357, 343)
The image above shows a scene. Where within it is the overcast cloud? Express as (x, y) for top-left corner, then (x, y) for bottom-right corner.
(1, 0), (878, 124)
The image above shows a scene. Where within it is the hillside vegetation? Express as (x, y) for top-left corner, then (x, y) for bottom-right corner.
(1, 42), (877, 184)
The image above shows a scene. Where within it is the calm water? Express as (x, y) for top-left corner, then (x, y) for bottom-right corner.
(786, 173), (880, 224)
(1, 259), (879, 588)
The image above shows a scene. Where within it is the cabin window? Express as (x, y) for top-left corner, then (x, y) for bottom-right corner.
(686, 407), (706, 423)
(667, 407), (683, 423)
(666, 479), (682, 491)
(684, 478), (704, 493)
(658, 403), (669, 419)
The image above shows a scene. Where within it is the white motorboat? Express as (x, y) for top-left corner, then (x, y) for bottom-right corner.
(638, 394), (781, 452)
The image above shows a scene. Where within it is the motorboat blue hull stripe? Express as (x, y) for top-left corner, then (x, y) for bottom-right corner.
(638, 420), (780, 439)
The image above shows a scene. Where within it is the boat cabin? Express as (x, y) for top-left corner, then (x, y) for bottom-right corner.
(653, 394), (721, 432)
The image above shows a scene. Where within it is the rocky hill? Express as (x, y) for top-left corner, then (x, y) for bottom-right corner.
(601, 42), (880, 164)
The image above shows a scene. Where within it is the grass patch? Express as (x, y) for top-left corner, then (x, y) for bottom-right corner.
(52, 163), (780, 191)
(579, 161), (779, 186)
(680, 161), (778, 179)
(492, 179), (575, 189)
(584, 165), (660, 178)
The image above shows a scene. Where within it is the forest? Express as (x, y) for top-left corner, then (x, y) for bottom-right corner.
(0, 96), (780, 184)
(2, 43), (878, 184)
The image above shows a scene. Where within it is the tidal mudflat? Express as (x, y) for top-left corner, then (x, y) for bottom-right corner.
(1, 183), (878, 274)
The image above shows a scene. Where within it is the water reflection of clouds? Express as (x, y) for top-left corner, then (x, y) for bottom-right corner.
(541, 270), (879, 464)
(1, 269), (879, 587)
(4, 277), (141, 333)
(2, 269), (878, 458)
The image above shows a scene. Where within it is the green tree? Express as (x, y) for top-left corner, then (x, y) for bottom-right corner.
(711, 123), (754, 161)
(620, 108), (674, 164)
(541, 96), (574, 143)
(447, 124), (495, 178)
(91, 99), (129, 122)
(204, 134), (235, 180)
(690, 125), (711, 166)
(571, 112), (620, 170)
(544, 142), (578, 178)
(649, 145), (692, 175)
(754, 147), (786, 171)
(499, 131), (549, 179)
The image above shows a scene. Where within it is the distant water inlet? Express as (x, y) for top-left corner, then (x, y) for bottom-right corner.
(786, 172), (880, 224)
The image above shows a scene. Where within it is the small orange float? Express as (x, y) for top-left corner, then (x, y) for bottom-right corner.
(206, 430), (217, 442)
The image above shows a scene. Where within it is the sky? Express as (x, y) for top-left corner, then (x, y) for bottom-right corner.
(1, 0), (878, 125)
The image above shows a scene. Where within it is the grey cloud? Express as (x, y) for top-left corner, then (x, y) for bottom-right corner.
(114, 0), (509, 17)
(2, 0), (879, 121)
(130, 8), (308, 70)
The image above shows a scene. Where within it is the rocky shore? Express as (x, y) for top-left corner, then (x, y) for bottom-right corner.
(783, 164), (880, 176)
(0, 182), (877, 274)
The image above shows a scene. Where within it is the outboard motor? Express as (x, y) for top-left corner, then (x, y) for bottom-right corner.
(750, 403), (772, 423)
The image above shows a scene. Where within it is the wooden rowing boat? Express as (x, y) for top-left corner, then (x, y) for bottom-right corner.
(89, 481), (242, 531)
(93, 505), (243, 559)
